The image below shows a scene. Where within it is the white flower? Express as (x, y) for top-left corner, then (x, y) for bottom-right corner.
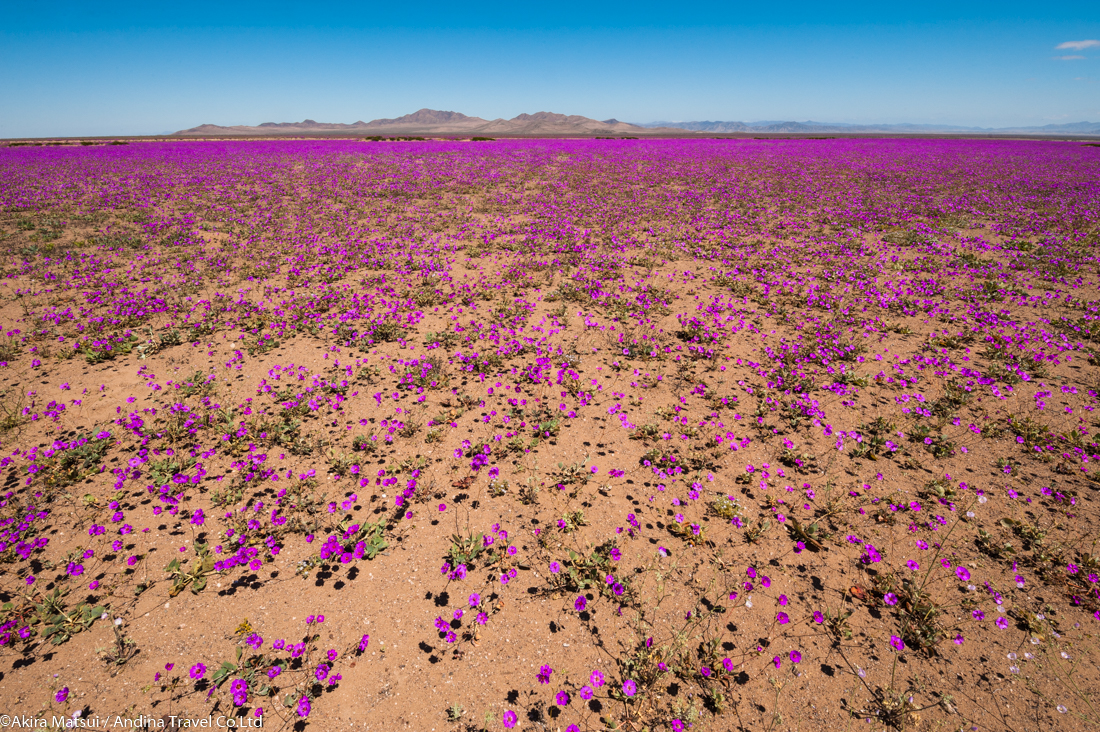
(1057, 705), (1068, 714)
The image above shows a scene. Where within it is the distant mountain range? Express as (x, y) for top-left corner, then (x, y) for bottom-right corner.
(173, 109), (1100, 137)
(642, 120), (1100, 135)
(174, 109), (675, 136)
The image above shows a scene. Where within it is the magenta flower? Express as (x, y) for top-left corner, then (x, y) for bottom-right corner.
(889, 635), (906, 652)
(503, 710), (518, 728)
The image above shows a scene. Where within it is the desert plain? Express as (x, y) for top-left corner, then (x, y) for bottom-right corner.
(0, 137), (1098, 732)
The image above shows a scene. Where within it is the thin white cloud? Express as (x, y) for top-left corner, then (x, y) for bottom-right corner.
(1055, 55), (1087, 61)
(1056, 40), (1100, 50)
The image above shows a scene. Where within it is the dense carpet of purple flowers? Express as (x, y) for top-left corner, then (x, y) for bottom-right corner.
(0, 137), (1098, 729)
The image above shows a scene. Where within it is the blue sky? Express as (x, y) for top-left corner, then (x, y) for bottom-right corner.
(1, 2), (1097, 137)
